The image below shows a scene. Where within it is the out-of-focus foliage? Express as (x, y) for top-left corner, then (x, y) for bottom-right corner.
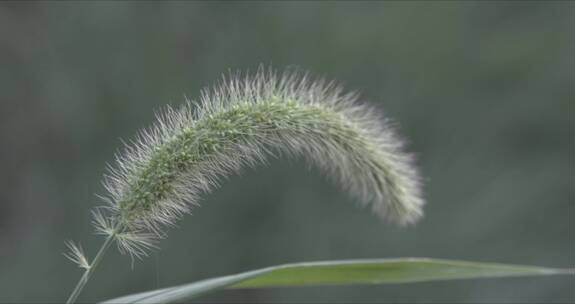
(0, 2), (573, 303)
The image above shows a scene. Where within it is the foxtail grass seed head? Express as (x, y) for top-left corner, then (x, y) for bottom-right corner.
(85, 69), (424, 258)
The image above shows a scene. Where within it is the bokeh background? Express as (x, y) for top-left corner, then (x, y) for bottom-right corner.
(1, 1), (574, 303)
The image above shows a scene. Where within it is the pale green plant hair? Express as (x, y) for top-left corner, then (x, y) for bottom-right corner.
(71, 68), (424, 261)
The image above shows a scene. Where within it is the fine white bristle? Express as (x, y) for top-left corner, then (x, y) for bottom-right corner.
(64, 241), (91, 270)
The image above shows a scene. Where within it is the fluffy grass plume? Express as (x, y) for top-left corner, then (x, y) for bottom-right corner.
(89, 68), (424, 258)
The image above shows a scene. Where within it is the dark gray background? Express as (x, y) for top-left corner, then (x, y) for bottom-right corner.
(1, 2), (574, 303)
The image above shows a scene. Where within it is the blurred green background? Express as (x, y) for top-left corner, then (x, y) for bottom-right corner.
(1, 1), (574, 303)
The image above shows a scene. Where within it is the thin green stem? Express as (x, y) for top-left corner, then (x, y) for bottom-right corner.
(66, 232), (116, 304)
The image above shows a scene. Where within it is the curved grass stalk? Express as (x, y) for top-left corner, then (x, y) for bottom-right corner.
(65, 69), (425, 303)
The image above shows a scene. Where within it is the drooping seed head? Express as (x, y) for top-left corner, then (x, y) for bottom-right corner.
(94, 68), (425, 257)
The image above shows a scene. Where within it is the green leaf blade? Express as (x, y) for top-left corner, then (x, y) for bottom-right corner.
(102, 258), (574, 304)
(234, 258), (564, 288)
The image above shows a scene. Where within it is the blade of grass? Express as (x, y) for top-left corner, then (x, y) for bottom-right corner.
(102, 258), (575, 304)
